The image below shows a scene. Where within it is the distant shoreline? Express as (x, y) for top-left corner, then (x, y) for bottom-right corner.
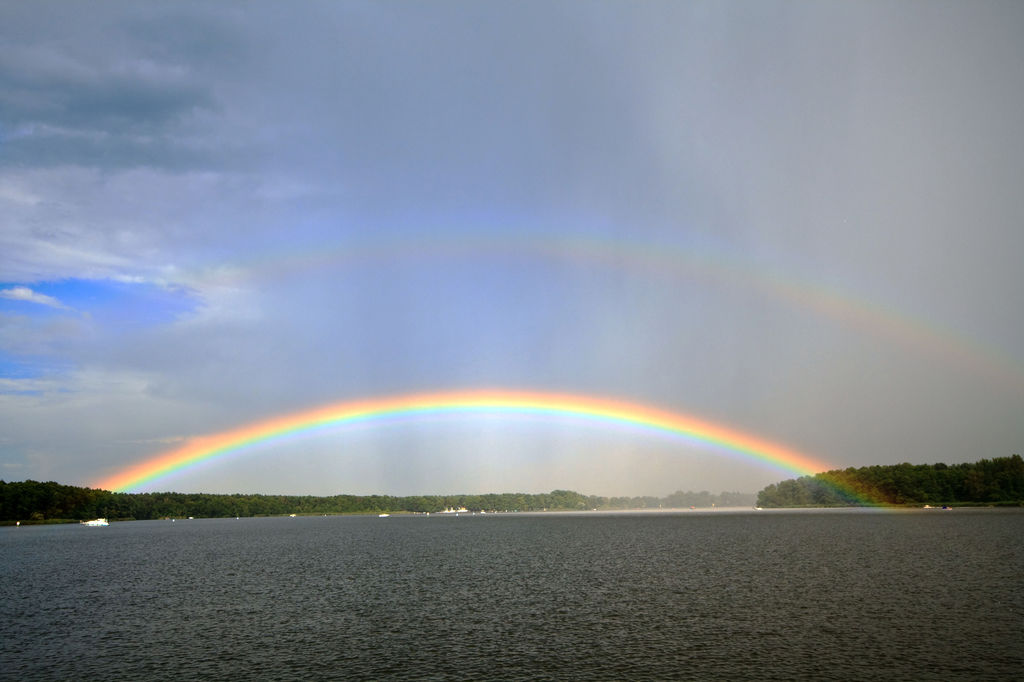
(8, 504), (1024, 526)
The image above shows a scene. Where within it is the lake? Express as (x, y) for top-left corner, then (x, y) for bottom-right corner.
(2, 508), (1021, 680)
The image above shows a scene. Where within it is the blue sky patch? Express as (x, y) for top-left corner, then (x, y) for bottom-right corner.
(0, 278), (199, 327)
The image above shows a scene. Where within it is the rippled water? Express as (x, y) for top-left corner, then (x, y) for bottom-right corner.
(2, 509), (1022, 680)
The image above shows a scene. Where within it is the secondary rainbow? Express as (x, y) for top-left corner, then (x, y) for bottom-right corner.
(194, 233), (1024, 395)
(95, 389), (835, 493)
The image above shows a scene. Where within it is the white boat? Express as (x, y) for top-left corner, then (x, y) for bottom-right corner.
(378, 513), (390, 517)
(81, 518), (109, 526)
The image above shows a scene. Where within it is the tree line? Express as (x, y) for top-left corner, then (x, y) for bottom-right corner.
(0, 481), (755, 523)
(756, 455), (1024, 507)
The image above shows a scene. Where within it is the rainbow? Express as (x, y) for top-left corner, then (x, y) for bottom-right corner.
(95, 389), (835, 493)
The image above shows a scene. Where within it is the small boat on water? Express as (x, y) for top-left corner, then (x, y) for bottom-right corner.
(81, 518), (109, 526)
(378, 513), (390, 517)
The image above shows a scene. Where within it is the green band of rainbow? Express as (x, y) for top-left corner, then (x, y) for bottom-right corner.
(95, 390), (835, 493)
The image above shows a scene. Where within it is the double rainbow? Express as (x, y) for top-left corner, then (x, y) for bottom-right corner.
(95, 389), (833, 493)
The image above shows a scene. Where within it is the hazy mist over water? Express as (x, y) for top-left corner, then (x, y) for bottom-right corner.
(3, 509), (1021, 680)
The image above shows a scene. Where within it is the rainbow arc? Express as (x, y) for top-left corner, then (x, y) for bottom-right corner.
(95, 389), (836, 494)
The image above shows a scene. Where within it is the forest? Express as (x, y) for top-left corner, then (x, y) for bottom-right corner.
(756, 455), (1024, 507)
(6, 455), (1019, 522)
(0, 481), (754, 523)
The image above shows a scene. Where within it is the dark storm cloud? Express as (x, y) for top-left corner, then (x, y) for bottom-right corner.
(0, 3), (247, 170)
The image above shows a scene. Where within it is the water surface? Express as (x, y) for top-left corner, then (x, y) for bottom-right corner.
(2, 509), (1021, 680)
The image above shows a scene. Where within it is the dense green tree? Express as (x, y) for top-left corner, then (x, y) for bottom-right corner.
(756, 455), (1024, 507)
(2, 481), (761, 522)
(21, 455), (1018, 521)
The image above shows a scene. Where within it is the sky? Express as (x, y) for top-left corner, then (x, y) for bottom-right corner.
(1, 0), (1022, 497)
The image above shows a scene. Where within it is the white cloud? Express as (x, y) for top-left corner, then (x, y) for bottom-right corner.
(0, 286), (71, 310)
(0, 377), (61, 395)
